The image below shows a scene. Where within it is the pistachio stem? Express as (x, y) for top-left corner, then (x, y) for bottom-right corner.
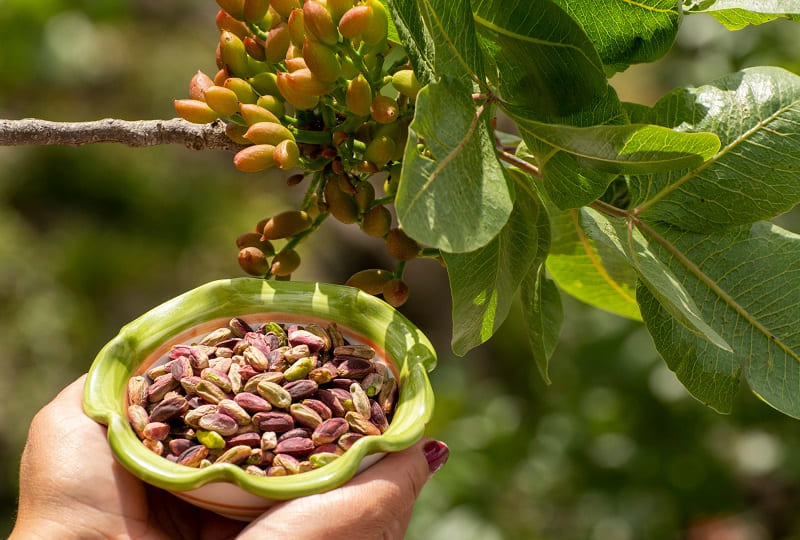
(394, 260), (407, 279)
(291, 129), (333, 145)
(374, 195), (394, 206)
(339, 41), (367, 75)
(246, 22), (268, 41)
(264, 213), (329, 280)
(419, 248), (441, 259)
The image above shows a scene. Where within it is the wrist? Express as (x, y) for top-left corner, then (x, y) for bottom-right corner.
(10, 517), (80, 540)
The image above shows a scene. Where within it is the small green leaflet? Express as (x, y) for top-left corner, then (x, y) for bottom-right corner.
(444, 169), (547, 355)
(386, 0), (436, 83)
(521, 264), (563, 385)
(546, 208), (641, 321)
(581, 208), (731, 352)
(395, 79), (514, 253)
(629, 67), (800, 231)
(638, 221), (800, 418)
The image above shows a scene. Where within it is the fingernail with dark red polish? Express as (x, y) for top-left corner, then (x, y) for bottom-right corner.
(423, 440), (449, 474)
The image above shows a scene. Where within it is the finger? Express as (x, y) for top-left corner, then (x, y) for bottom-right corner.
(240, 438), (448, 539)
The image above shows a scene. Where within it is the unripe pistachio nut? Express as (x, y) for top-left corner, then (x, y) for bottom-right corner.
(214, 68), (230, 87)
(324, 177), (359, 224)
(174, 99), (218, 124)
(239, 103), (281, 125)
(225, 122), (250, 145)
(190, 70), (214, 101)
(234, 144), (276, 172)
(383, 278), (410, 307)
(303, 0), (339, 45)
(391, 69), (422, 99)
(345, 74), (372, 117)
(260, 210), (311, 241)
(244, 122), (295, 146)
(243, 0), (269, 22)
(223, 77), (258, 104)
(364, 134), (395, 168)
(361, 204), (391, 237)
(370, 95), (399, 124)
(256, 94), (286, 118)
(345, 268), (393, 294)
(203, 85), (240, 116)
(276, 72), (321, 110)
(362, 0), (389, 46)
(236, 232), (275, 254)
(338, 4), (370, 39)
(238, 246), (271, 276)
(350, 382), (371, 419)
(220, 31), (250, 78)
(354, 181), (375, 212)
(271, 0), (301, 19)
(302, 37), (341, 83)
(270, 248), (301, 276)
(274, 139), (300, 170)
(249, 72), (280, 96)
(265, 23), (291, 63)
(288, 9), (305, 47)
(216, 0), (246, 20)
(243, 36), (266, 61)
(216, 9), (250, 39)
(386, 227), (419, 260)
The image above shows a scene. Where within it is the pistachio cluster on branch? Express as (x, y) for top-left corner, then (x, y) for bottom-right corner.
(175, 0), (425, 306)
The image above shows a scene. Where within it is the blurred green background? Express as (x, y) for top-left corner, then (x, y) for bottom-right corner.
(2, 2), (800, 538)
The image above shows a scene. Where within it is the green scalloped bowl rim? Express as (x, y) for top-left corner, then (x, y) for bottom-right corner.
(83, 278), (436, 500)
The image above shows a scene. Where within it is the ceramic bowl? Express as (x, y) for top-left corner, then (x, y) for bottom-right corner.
(83, 278), (436, 520)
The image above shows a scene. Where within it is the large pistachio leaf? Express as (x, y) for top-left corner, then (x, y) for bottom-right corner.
(386, 0), (435, 83)
(395, 79), (513, 252)
(546, 208), (641, 321)
(638, 221), (800, 417)
(685, 0), (800, 29)
(471, 0), (607, 118)
(552, 0), (680, 73)
(629, 67), (800, 231)
(521, 264), (563, 385)
(581, 208), (730, 352)
(444, 170), (546, 354)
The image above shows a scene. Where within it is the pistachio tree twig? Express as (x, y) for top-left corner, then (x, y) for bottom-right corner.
(0, 118), (245, 152)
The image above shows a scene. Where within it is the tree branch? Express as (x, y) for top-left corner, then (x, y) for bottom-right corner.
(0, 118), (245, 152)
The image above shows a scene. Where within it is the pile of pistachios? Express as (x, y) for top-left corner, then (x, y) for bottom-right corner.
(126, 317), (396, 476)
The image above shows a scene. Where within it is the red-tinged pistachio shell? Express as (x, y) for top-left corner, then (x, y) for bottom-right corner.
(148, 374), (179, 403)
(216, 445), (252, 464)
(311, 417), (349, 445)
(227, 432), (262, 448)
(174, 99), (218, 124)
(303, 37), (341, 83)
(362, 0), (388, 45)
(317, 388), (346, 417)
(238, 246), (270, 276)
(236, 232), (275, 254)
(361, 204), (391, 237)
(230, 315), (252, 335)
(234, 391), (273, 413)
(265, 23), (291, 63)
(288, 328), (325, 351)
(338, 4), (370, 39)
(278, 427), (312, 442)
(216, 0), (245, 20)
(392, 69), (422, 99)
(286, 42), (302, 59)
(370, 95), (399, 124)
(344, 268), (393, 295)
(249, 72), (279, 96)
(243, 0), (269, 22)
(345, 74), (372, 117)
(257, 95), (286, 119)
(312, 443), (344, 457)
(324, 177), (359, 224)
(202, 368), (233, 393)
(270, 249), (301, 277)
(386, 227), (419, 261)
(219, 31), (250, 78)
(190, 70), (214, 101)
(234, 144), (276, 173)
(218, 399), (252, 425)
(345, 411), (381, 436)
(244, 122), (295, 146)
(243, 35), (266, 61)
(275, 436), (315, 455)
(283, 379), (319, 400)
(274, 139), (300, 170)
(337, 357), (374, 379)
(370, 400), (389, 432)
(198, 412), (239, 436)
(271, 0), (300, 18)
(223, 77), (258, 104)
(364, 134), (395, 168)
(253, 411), (295, 432)
(303, 0), (339, 45)
(303, 398), (332, 420)
(240, 103), (281, 125)
(127, 376), (148, 408)
(287, 8), (305, 47)
(383, 278), (410, 307)
(276, 72), (320, 110)
(149, 395), (189, 422)
(127, 405), (148, 437)
(290, 403), (323, 428)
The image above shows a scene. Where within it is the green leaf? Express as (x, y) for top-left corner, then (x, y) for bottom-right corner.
(685, 1), (800, 29)
(509, 112), (721, 175)
(444, 170), (546, 355)
(637, 221), (800, 418)
(552, 0), (680, 72)
(546, 208), (641, 321)
(521, 264), (563, 385)
(629, 67), (800, 231)
(471, 0), (608, 118)
(581, 208), (730, 352)
(395, 79), (514, 252)
(386, 0), (436, 84)
(419, 0), (485, 83)
(703, 10), (800, 29)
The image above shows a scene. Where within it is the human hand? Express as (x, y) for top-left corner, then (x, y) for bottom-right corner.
(11, 375), (448, 539)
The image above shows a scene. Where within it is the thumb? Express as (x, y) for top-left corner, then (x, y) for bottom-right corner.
(239, 438), (449, 539)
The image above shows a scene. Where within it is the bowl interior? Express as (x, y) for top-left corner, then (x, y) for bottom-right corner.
(83, 278), (436, 500)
